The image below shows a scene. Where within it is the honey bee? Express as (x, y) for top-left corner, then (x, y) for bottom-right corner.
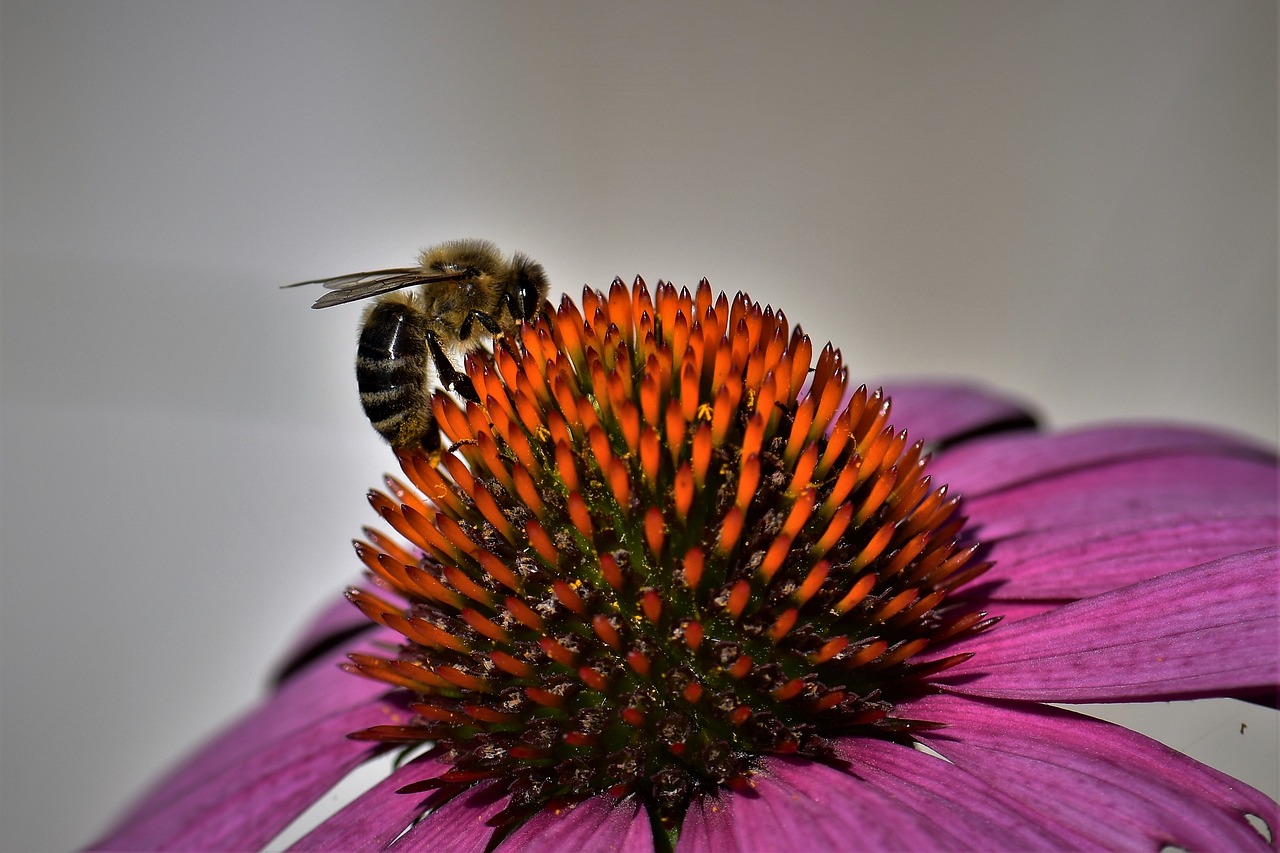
(285, 238), (549, 451)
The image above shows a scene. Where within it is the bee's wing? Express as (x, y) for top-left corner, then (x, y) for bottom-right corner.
(281, 268), (470, 310)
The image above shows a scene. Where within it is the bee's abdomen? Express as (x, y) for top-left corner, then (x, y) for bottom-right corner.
(356, 301), (431, 448)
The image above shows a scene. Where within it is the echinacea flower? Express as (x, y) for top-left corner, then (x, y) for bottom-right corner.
(93, 279), (1278, 852)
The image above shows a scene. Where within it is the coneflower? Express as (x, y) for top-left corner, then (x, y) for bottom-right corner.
(92, 279), (1278, 852)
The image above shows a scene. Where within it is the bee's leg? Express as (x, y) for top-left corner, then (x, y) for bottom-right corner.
(424, 329), (479, 403)
(459, 310), (503, 342)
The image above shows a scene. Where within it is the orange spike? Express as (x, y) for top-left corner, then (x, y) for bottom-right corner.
(609, 461), (632, 506)
(673, 463), (695, 521)
(811, 502), (854, 560)
(691, 422), (712, 488)
(728, 655), (753, 680)
(682, 682), (704, 704)
(759, 535), (792, 583)
(383, 473), (429, 518)
(435, 514), (478, 559)
(856, 468), (897, 524)
(461, 609), (509, 644)
(784, 398), (815, 465)
(875, 639), (929, 668)
(539, 637), (578, 667)
(431, 396), (473, 447)
(821, 455), (862, 519)
(875, 588), (920, 622)
(471, 487), (514, 544)
(686, 614), (706, 648)
(567, 492), (594, 539)
(795, 560), (830, 606)
(592, 614), (621, 649)
(618, 399), (642, 455)
(715, 381), (743, 444)
(491, 650), (534, 677)
(772, 677), (805, 702)
(786, 442), (819, 497)
(622, 707), (647, 727)
(506, 596), (545, 631)
(505, 422), (539, 475)
(809, 635), (848, 664)
(834, 574), (877, 615)
(579, 666), (609, 693)
(599, 552), (625, 591)
(626, 651), (651, 678)
(665, 399), (687, 462)
(403, 562), (465, 609)
(769, 608), (799, 642)
(551, 371), (582, 425)
(682, 547), (705, 590)
(525, 519), (559, 568)
(526, 687), (565, 708)
(464, 704), (520, 725)
(716, 506), (744, 555)
(362, 528), (416, 568)
(735, 453), (761, 513)
(444, 566), (492, 607)
(726, 579), (751, 619)
(640, 427), (662, 490)
(511, 464), (545, 520)
(847, 640), (889, 667)
(554, 442), (580, 493)
(782, 489), (816, 540)
(640, 588), (663, 623)
(644, 506), (666, 556)
(852, 524), (895, 570)
(553, 580), (587, 616)
(640, 372), (662, 429)
(679, 361), (700, 422)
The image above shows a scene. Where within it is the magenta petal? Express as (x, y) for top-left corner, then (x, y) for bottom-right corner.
(91, 630), (401, 850)
(831, 738), (1091, 848)
(678, 756), (968, 852)
(387, 782), (509, 852)
(910, 693), (1279, 851)
(959, 453), (1277, 541)
(976, 510), (1278, 600)
(930, 424), (1274, 499)
(289, 753), (445, 851)
(876, 380), (1038, 445)
(497, 796), (655, 852)
(91, 697), (401, 851)
(940, 548), (1279, 702)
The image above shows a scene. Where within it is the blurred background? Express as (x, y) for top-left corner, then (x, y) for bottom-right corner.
(2, 2), (1275, 849)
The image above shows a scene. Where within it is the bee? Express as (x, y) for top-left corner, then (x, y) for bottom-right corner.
(285, 238), (549, 451)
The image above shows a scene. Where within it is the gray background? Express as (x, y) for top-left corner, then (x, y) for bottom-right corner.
(2, 2), (1276, 850)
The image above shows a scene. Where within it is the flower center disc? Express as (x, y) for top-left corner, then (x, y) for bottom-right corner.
(346, 279), (991, 829)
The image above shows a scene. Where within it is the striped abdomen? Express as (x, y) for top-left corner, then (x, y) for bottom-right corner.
(356, 300), (434, 449)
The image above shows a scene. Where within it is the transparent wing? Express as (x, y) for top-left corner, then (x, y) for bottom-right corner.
(281, 268), (470, 309)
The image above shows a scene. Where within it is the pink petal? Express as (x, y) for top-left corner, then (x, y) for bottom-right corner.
(91, 630), (401, 850)
(959, 454), (1276, 541)
(498, 796), (655, 852)
(939, 548), (1279, 702)
(832, 738), (1091, 848)
(387, 783), (508, 852)
(876, 380), (1038, 446)
(289, 753), (445, 851)
(678, 756), (969, 852)
(930, 424), (1274, 499)
(975, 510), (1278, 600)
(91, 697), (402, 851)
(909, 693), (1279, 851)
